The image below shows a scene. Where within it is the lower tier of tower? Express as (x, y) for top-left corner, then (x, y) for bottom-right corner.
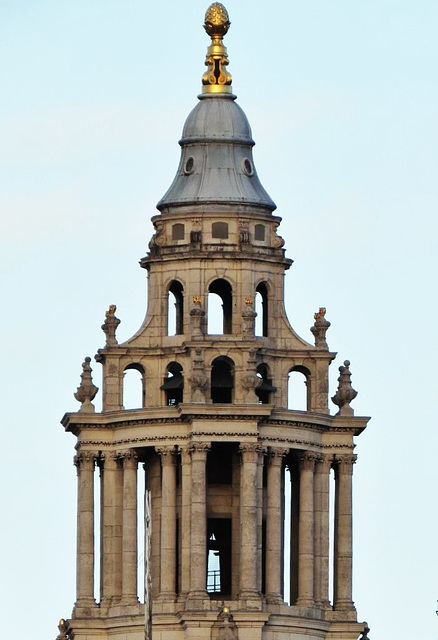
(67, 601), (366, 640)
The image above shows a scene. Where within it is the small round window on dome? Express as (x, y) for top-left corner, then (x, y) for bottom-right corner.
(184, 156), (195, 175)
(242, 158), (254, 177)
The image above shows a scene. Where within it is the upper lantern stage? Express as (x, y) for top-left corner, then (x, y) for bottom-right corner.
(156, 3), (276, 214)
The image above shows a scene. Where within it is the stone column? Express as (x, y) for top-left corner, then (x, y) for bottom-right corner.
(100, 451), (123, 608)
(333, 454), (357, 611)
(179, 446), (192, 597)
(120, 450), (138, 605)
(314, 455), (332, 608)
(239, 443), (263, 600)
(74, 451), (97, 609)
(296, 452), (315, 607)
(156, 446), (177, 601)
(187, 442), (210, 604)
(265, 447), (288, 603)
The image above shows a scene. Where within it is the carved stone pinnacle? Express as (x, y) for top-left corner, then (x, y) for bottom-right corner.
(74, 357), (98, 413)
(331, 360), (358, 416)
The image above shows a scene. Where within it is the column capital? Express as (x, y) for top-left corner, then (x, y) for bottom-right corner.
(155, 445), (177, 464)
(314, 453), (333, 471)
(267, 446), (288, 466)
(73, 450), (97, 469)
(239, 442), (264, 463)
(299, 451), (318, 471)
(118, 449), (138, 470)
(189, 441), (211, 459)
(99, 450), (121, 469)
(334, 453), (357, 474)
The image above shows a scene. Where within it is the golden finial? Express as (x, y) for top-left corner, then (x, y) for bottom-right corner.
(202, 4), (232, 94)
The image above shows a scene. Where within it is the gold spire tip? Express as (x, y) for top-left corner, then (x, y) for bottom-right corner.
(202, 3), (232, 94)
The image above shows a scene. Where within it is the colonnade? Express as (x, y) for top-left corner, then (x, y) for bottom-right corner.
(73, 445), (356, 613)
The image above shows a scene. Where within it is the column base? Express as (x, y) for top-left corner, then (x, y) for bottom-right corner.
(333, 599), (356, 612)
(72, 598), (98, 619)
(157, 591), (177, 602)
(238, 590), (263, 610)
(185, 590), (209, 610)
(315, 598), (332, 610)
(119, 595), (140, 606)
(265, 593), (284, 605)
(295, 597), (315, 608)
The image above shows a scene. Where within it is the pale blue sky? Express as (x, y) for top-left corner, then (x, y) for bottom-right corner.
(1, 1), (437, 638)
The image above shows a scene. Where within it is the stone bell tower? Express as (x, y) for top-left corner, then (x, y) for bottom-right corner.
(59, 4), (370, 640)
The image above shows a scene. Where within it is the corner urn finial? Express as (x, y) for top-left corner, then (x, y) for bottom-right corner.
(202, 3), (232, 93)
(74, 357), (98, 413)
(331, 359), (358, 416)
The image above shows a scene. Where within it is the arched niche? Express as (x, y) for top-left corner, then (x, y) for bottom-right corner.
(123, 363), (145, 409)
(207, 279), (232, 335)
(255, 282), (268, 337)
(168, 280), (184, 336)
(211, 356), (234, 404)
(255, 363), (276, 404)
(172, 223), (184, 241)
(287, 365), (311, 411)
(161, 361), (184, 406)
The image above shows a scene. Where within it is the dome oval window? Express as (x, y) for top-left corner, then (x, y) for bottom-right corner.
(184, 156), (195, 175)
(242, 158), (254, 177)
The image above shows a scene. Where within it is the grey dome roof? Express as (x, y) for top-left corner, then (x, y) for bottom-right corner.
(157, 94), (276, 212)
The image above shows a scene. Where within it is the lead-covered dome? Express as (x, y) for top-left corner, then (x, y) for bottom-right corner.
(157, 93), (276, 213)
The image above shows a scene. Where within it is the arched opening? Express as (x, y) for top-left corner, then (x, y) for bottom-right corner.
(172, 223), (184, 240)
(287, 366), (310, 411)
(123, 363), (145, 409)
(207, 279), (232, 335)
(161, 362), (184, 406)
(168, 280), (184, 336)
(211, 357), (233, 404)
(255, 282), (268, 337)
(255, 363), (276, 404)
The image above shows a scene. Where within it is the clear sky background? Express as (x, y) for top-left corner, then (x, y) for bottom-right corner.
(1, 1), (437, 638)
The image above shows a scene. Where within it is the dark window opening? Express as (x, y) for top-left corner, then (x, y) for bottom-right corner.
(162, 362), (183, 406)
(208, 279), (232, 334)
(207, 443), (233, 485)
(254, 224), (265, 241)
(212, 221), (229, 239)
(255, 282), (268, 337)
(172, 223), (184, 240)
(207, 519), (232, 595)
(168, 281), (184, 335)
(211, 357), (233, 404)
(255, 363), (276, 405)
